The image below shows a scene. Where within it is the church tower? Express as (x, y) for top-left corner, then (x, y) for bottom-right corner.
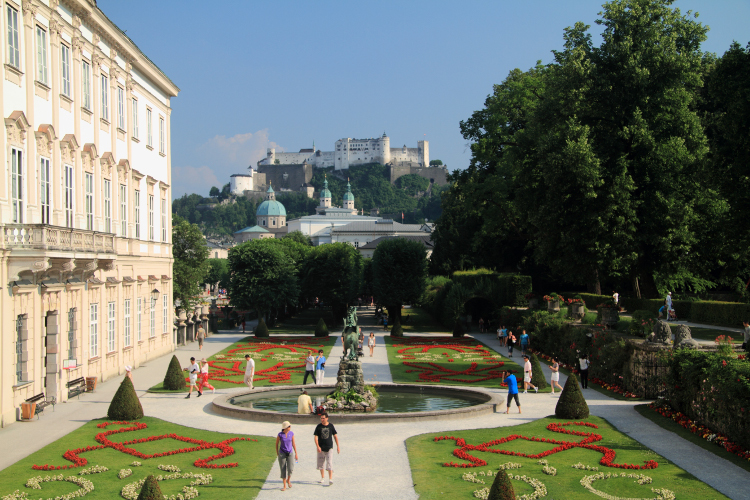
(320, 175), (332, 209)
(343, 178), (355, 213)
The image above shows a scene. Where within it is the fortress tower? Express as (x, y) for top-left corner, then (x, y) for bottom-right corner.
(381, 132), (391, 165)
(418, 140), (429, 167)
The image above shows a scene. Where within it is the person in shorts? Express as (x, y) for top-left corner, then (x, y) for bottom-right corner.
(313, 412), (340, 485)
(244, 354), (255, 389)
(196, 325), (205, 350)
(522, 354), (538, 393)
(550, 356), (563, 394)
(184, 357), (202, 398)
(501, 371), (521, 414)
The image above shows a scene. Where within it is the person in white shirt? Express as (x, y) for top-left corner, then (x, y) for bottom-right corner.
(244, 354), (255, 389)
(303, 351), (317, 385)
(578, 354), (590, 389)
(550, 357), (563, 394)
(184, 357), (202, 398)
(665, 292), (673, 321)
(612, 291), (619, 305)
(522, 355), (538, 394)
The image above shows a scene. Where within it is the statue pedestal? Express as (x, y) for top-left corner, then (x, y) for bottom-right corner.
(335, 358), (365, 394)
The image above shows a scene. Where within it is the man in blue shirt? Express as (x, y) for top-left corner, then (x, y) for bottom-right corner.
(519, 330), (530, 356)
(501, 371), (521, 414)
(315, 349), (326, 385)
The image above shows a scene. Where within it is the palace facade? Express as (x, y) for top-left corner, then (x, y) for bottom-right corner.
(0, 0), (179, 426)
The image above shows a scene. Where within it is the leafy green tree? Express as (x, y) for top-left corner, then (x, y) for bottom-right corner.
(372, 238), (428, 323)
(172, 215), (210, 310)
(301, 243), (363, 324)
(396, 174), (429, 196)
(209, 186), (220, 198)
(315, 317), (329, 337)
(203, 258), (230, 291)
(284, 230), (312, 246)
(228, 239), (300, 320)
(429, 159), (443, 166)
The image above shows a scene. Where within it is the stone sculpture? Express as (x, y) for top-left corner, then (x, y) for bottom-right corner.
(649, 320), (672, 344)
(673, 324), (700, 349)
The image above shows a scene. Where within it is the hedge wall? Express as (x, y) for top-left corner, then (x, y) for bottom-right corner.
(666, 349), (750, 450)
(689, 301), (750, 326)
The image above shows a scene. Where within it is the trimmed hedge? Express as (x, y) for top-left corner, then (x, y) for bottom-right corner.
(529, 353), (548, 389)
(107, 376), (144, 420)
(488, 468), (515, 499)
(137, 475), (163, 500)
(390, 317), (404, 337)
(689, 301), (750, 326)
(315, 318), (329, 337)
(555, 374), (589, 419)
(667, 348), (750, 450)
(163, 355), (186, 391)
(255, 317), (269, 338)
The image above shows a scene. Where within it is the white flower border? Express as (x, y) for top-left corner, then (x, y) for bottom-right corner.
(3, 474), (95, 500)
(157, 465), (181, 473)
(468, 463), (547, 500)
(580, 472), (675, 500)
(118, 469), (133, 479)
(120, 472), (213, 500)
(78, 465), (109, 475)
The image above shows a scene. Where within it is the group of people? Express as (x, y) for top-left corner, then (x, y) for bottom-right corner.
(303, 350), (328, 385)
(275, 413), (340, 489)
(184, 356), (215, 398)
(496, 327), (530, 357)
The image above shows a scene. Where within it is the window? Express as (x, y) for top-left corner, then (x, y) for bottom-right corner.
(64, 165), (74, 228)
(85, 172), (94, 230)
(136, 298), (142, 342)
(134, 189), (141, 238)
(120, 184), (127, 236)
(150, 299), (155, 338)
(107, 302), (116, 353)
(16, 315), (24, 383)
(117, 87), (125, 130)
(67, 308), (76, 361)
(90, 304), (99, 358)
(161, 198), (167, 242)
(162, 295), (169, 334)
(7, 5), (19, 68)
(124, 299), (131, 347)
(61, 44), (71, 96)
(101, 74), (109, 121)
(146, 108), (152, 147)
(148, 194), (154, 241)
(132, 98), (138, 138)
(354, 241), (359, 248)
(82, 61), (91, 110)
(11, 147), (23, 223)
(36, 26), (48, 84)
(159, 117), (165, 154)
(103, 179), (111, 233)
(40, 157), (50, 224)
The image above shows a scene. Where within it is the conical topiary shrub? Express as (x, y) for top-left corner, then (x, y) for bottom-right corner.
(163, 355), (186, 391)
(390, 317), (403, 337)
(555, 372), (590, 419)
(315, 317), (329, 337)
(107, 376), (144, 420)
(488, 469), (515, 500)
(452, 319), (465, 338)
(255, 317), (269, 338)
(529, 353), (548, 390)
(137, 475), (163, 500)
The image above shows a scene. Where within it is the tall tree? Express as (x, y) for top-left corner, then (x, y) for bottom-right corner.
(172, 215), (210, 310)
(227, 239), (299, 320)
(203, 258), (230, 292)
(372, 238), (428, 322)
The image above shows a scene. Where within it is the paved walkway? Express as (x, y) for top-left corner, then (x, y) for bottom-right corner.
(1, 321), (748, 499)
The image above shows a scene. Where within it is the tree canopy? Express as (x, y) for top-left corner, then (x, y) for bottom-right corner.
(172, 215), (210, 310)
(372, 238), (428, 320)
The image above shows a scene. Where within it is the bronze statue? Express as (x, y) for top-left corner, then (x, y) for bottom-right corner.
(342, 306), (359, 360)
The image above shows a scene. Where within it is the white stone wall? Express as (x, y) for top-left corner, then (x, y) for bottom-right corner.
(230, 175), (253, 194)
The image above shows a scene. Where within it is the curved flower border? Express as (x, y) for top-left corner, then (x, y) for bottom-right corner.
(32, 421), (257, 471)
(580, 472), (675, 500)
(9, 474), (95, 500)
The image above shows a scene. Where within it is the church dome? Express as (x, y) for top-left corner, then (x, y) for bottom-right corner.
(257, 199), (286, 216)
(343, 180), (354, 201)
(321, 177), (331, 199)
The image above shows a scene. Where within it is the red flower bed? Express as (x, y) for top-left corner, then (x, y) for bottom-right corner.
(648, 403), (750, 460)
(433, 422), (658, 469)
(32, 421), (257, 471)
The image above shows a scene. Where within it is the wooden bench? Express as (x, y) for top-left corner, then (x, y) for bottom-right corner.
(67, 377), (86, 399)
(24, 393), (56, 419)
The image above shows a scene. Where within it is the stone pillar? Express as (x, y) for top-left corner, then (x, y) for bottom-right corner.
(45, 311), (60, 399)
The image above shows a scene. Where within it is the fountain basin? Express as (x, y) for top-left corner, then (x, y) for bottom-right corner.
(212, 383), (501, 423)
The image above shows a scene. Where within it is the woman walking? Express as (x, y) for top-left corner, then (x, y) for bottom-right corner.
(578, 354), (590, 389)
(368, 332), (376, 357)
(275, 421), (298, 491)
(199, 358), (215, 394)
(550, 357), (563, 394)
(507, 331), (516, 357)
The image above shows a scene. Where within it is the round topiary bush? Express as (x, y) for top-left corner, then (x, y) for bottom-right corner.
(315, 317), (329, 337)
(163, 355), (186, 391)
(255, 317), (269, 338)
(529, 353), (549, 389)
(107, 376), (144, 420)
(488, 469), (515, 500)
(390, 317), (403, 337)
(452, 318), (465, 338)
(555, 373), (590, 419)
(137, 475), (163, 500)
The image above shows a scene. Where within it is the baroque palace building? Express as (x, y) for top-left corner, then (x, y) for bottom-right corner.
(0, 0), (178, 426)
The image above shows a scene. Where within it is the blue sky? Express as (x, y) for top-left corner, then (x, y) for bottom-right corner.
(98, 0), (750, 198)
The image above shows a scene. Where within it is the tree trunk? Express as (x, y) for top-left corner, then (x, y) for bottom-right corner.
(632, 277), (641, 299)
(637, 272), (659, 298)
(586, 269), (601, 295)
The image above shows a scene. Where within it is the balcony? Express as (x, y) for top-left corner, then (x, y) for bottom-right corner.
(2, 224), (116, 254)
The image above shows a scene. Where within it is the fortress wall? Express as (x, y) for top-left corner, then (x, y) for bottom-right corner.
(257, 164), (313, 191)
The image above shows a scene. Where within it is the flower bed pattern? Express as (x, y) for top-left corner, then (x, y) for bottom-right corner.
(197, 337), (335, 386)
(390, 337), (515, 384)
(31, 421), (257, 471)
(434, 422), (659, 469)
(648, 402), (750, 461)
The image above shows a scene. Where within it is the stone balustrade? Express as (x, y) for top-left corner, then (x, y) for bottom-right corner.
(2, 224), (115, 253)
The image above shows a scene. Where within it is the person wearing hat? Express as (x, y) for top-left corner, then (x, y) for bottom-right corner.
(199, 358), (215, 394)
(522, 354), (538, 394)
(183, 357), (202, 398)
(276, 421), (298, 491)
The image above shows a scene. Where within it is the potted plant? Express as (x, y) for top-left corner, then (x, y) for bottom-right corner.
(596, 300), (619, 327)
(567, 295), (586, 321)
(543, 293), (563, 313)
(525, 293), (538, 310)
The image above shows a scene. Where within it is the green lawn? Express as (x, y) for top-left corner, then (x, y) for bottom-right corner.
(149, 335), (337, 392)
(384, 335), (531, 389)
(406, 415), (729, 500)
(689, 327), (743, 344)
(267, 308), (338, 335)
(397, 307), (451, 333)
(0, 417), (275, 500)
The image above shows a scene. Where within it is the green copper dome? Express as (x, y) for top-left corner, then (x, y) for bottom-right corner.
(321, 177), (331, 199)
(343, 180), (354, 201)
(256, 200), (286, 216)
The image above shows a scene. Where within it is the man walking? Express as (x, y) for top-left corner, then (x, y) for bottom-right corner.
(196, 325), (206, 351)
(303, 350), (317, 385)
(244, 354), (255, 389)
(520, 330), (530, 356)
(501, 371), (521, 414)
(315, 349), (326, 385)
(314, 412), (340, 485)
(184, 357), (203, 398)
(665, 292), (673, 321)
(522, 354), (538, 394)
